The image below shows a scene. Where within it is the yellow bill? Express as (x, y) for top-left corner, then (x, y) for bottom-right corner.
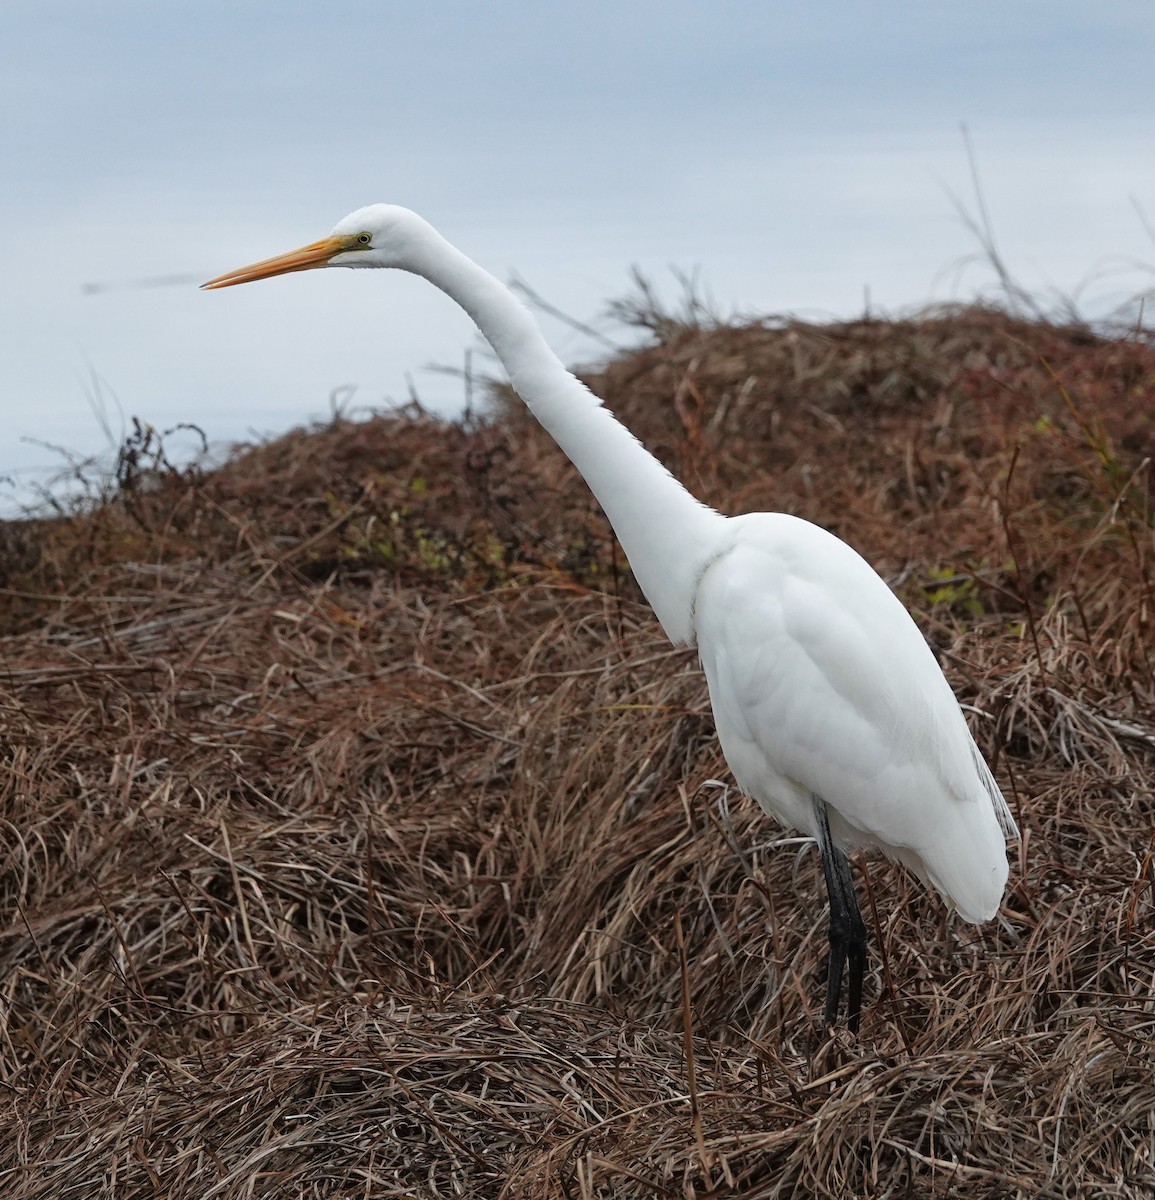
(201, 235), (350, 290)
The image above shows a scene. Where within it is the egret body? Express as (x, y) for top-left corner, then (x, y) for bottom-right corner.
(204, 205), (1018, 1031)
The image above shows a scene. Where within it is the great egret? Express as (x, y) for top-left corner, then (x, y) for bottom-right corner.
(204, 205), (1018, 1032)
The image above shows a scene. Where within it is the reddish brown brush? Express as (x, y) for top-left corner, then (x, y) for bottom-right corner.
(1, 308), (1153, 1197)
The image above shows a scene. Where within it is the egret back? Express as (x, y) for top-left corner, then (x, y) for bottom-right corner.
(694, 512), (1015, 923)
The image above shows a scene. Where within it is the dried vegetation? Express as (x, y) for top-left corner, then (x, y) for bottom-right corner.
(1, 307), (1154, 1196)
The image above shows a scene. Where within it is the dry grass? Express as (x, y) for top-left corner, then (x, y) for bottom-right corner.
(1, 307), (1154, 1197)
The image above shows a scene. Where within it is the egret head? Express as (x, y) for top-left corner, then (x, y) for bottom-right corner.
(202, 204), (433, 289)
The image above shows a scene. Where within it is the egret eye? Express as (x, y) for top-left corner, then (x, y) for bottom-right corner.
(356, 233), (372, 246)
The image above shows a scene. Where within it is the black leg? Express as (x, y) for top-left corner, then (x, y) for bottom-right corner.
(814, 798), (868, 1033)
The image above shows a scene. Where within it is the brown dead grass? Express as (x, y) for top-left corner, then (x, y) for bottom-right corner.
(1, 307), (1154, 1197)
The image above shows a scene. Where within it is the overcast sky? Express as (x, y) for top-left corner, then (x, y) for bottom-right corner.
(3, 1), (1153, 510)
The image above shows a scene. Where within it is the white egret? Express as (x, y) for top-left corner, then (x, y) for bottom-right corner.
(204, 205), (1018, 1031)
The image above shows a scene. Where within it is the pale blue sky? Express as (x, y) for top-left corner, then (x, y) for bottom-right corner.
(3, 2), (1153, 508)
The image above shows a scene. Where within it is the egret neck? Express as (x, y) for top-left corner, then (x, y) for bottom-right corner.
(411, 230), (728, 645)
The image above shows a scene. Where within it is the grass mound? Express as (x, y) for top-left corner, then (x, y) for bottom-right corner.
(2, 307), (1153, 1196)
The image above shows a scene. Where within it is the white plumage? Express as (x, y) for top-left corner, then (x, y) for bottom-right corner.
(695, 513), (1016, 924)
(204, 204), (1019, 1030)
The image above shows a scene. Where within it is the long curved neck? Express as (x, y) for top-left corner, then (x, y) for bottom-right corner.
(408, 229), (727, 644)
